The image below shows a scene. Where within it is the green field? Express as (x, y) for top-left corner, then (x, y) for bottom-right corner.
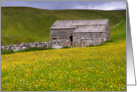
(1, 7), (126, 91)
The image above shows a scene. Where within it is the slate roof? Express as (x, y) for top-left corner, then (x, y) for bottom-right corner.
(74, 25), (106, 32)
(50, 19), (109, 29)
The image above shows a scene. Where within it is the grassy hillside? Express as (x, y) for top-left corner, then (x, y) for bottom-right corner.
(1, 7), (126, 45)
(1, 7), (126, 91)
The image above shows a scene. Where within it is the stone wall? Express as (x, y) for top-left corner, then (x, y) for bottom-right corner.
(73, 32), (105, 47)
(1, 42), (53, 51)
(50, 28), (74, 46)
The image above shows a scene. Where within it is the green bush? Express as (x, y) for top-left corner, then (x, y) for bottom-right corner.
(1, 50), (14, 55)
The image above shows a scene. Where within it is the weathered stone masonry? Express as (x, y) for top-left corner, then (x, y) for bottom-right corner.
(1, 42), (52, 51)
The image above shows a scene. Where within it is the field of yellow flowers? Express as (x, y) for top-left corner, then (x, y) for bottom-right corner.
(1, 21), (126, 91)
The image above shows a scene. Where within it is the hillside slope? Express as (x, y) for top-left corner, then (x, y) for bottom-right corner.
(1, 7), (126, 45)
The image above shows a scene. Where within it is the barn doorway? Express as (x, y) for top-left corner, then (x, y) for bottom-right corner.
(69, 35), (73, 45)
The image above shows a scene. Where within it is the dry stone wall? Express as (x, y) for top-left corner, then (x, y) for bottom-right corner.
(1, 42), (53, 51)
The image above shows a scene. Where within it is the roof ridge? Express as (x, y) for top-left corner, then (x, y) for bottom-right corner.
(55, 19), (109, 21)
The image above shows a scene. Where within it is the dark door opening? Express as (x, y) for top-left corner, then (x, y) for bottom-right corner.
(69, 36), (73, 44)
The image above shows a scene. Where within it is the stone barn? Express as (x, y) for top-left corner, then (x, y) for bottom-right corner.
(50, 19), (110, 47)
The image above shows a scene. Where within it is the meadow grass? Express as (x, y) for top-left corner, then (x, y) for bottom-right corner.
(1, 40), (126, 91)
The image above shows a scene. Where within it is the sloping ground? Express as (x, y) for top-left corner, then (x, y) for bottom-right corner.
(1, 19), (126, 91)
(1, 7), (126, 45)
